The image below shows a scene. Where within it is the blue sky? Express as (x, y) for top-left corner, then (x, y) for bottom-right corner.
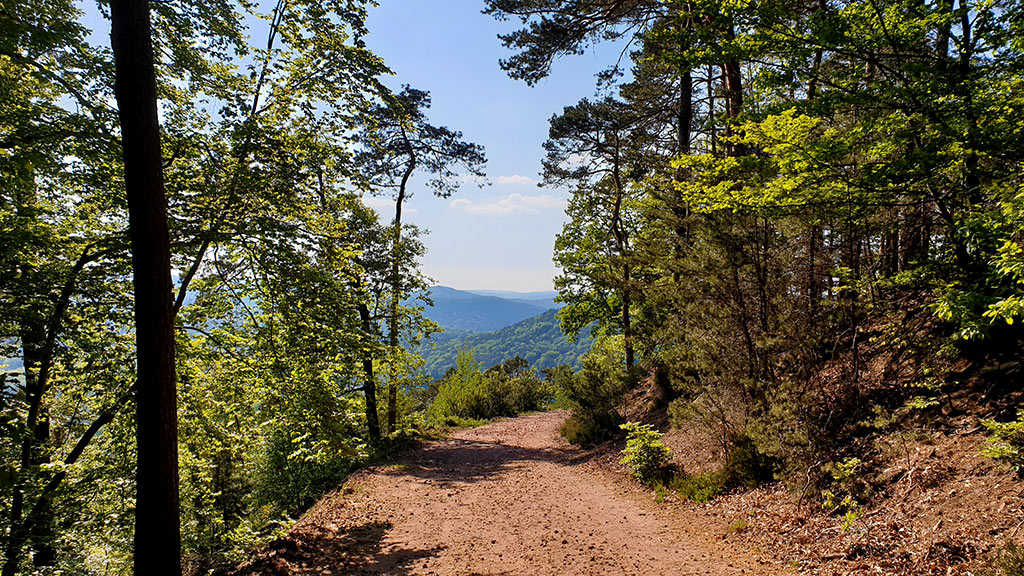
(79, 0), (625, 292)
(364, 2), (626, 292)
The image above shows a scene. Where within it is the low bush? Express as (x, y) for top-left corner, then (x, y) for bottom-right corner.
(555, 337), (629, 446)
(670, 471), (727, 503)
(663, 432), (777, 504)
(981, 410), (1024, 475)
(620, 422), (673, 484)
(427, 351), (554, 424)
(724, 433), (779, 488)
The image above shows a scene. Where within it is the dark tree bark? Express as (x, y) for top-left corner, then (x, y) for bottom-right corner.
(386, 126), (416, 434)
(721, 55), (744, 156)
(609, 141), (634, 370)
(109, 0), (181, 574)
(677, 69), (692, 156)
(3, 171), (55, 574)
(358, 301), (382, 441)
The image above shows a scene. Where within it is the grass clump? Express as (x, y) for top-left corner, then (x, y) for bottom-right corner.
(726, 519), (749, 534)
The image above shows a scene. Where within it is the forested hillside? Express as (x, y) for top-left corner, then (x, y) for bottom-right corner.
(420, 309), (591, 377)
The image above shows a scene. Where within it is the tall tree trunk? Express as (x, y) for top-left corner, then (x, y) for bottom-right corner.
(23, 323), (55, 569)
(671, 63), (693, 279)
(387, 130), (416, 434)
(677, 69), (692, 157)
(808, 224), (822, 321)
(807, 0), (827, 101)
(721, 50), (744, 156)
(610, 146), (633, 370)
(707, 65), (716, 155)
(358, 301), (381, 441)
(722, 61), (743, 119)
(935, 0), (954, 59)
(109, 1), (181, 574)
(622, 265), (634, 370)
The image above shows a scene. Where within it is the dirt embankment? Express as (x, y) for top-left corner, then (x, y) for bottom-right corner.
(234, 411), (782, 576)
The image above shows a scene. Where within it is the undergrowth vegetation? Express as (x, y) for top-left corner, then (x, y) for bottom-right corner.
(991, 543), (1024, 576)
(619, 423), (673, 484)
(425, 350), (557, 424)
(981, 411), (1024, 475)
(554, 337), (629, 446)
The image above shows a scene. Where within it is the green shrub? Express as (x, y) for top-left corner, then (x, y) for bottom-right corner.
(620, 422), (673, 484)
(670, 471), (727, 503)
(428, 349), (490, 422)
(560, 410), (623, 446)
(254, 428), (359, 515)
(661, 432), (776, 505)
(981, 410), (1024, 474)
(428, 351), (554, 424)
(724, 433), (778, 488)
(555, 338), (628, 446)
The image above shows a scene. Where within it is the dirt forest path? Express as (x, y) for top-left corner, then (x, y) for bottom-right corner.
(236, 411), (782, 576)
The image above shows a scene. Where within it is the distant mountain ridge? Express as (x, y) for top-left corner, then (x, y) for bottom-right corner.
(467, 289), (558, 300)
(412, 286), (587, 378)
(416, 286), (555, 333)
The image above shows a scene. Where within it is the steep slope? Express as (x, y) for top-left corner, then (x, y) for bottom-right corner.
(420, 308), (591, 377)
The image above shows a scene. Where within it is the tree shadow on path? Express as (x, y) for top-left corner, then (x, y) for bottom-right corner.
(231, 520), (443, 576)
(381, 437), (594, 489)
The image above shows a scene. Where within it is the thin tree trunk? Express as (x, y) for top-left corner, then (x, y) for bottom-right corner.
(610, 142), (633, 370)
(3, 169), (55, 573)
(677, 69), (692, 157)
(671, 63), (693, 279)
(808, 224), (821, 321)
(358, 301), (381, 441)
(721, 54), (744, 156)
(109, 0), (181, 574)
(707, 65), (716, 155)
(622, 265), (634, 370)
(935, 0), (954, 59)
(387, 128), (416, 433)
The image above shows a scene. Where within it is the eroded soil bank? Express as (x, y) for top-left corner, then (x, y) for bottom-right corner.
(234, 411), (780, 576)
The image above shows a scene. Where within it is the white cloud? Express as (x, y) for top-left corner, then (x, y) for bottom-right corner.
(494, 174), (536, 186)
(459, 174), (488, 186)
(450, 193), (566, 215)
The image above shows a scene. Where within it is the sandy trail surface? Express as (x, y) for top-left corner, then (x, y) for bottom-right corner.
(236, 411), (780, 575)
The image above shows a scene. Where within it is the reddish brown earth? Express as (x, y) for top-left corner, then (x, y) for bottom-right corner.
(234, 411), (783, 576)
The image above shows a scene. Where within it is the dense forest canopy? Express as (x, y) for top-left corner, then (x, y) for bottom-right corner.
(0, 0), (484, 573)
(485, 0), (1024, 499)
